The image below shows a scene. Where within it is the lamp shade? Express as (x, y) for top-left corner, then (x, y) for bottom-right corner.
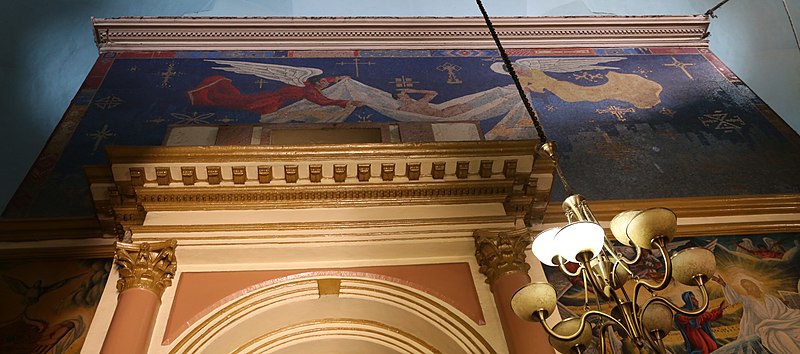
(549, 317), (593, 354)
(511, 282), (557, 321)
(671, 247), (716, 285)
(625, 208), (677, 249)
(641, 302), (674, 337)
(609, 210), (640, 246)
(531, 227), (561, 266)
(554, 221), (605, 263)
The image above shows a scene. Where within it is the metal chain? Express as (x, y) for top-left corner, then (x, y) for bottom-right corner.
(475, 0), (548, 143)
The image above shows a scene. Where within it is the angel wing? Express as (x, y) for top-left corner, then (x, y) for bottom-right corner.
(491, 57), (626, 74)
(205, 59), (323, 87)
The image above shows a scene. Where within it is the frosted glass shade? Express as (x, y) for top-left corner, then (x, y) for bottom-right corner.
(609, 210), (640, 246)
(554, 221), (605, 263)
(549, 317), (593, 353)
(641, 303), (674, 337)
(626, 208), (677, 249)
(511, 282), (557, 321)
(671, 247), (716, 285)
(531, 228), (561, 266)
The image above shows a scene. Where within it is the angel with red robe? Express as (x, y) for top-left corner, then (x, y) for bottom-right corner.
(187, 59), (363, 115)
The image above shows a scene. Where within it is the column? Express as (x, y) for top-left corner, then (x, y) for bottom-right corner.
(101, 239), (178, 354)
(475, 229), (553, 354)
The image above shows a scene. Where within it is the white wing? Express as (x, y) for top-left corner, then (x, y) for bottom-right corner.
(491, 57), (626, 74)
(205, 59), (323, 87)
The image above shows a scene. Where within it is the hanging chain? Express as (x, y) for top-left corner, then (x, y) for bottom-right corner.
(705, 0), (732, 18)
(475, 0), (548, 144)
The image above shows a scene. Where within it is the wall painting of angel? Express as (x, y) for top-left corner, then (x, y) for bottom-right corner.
(7, 48), (799, 220)
(542, 232), (800, 354)
(0, 259), (111, 354)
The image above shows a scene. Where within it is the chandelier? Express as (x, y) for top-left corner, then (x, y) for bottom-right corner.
(474, 1), (718, 353)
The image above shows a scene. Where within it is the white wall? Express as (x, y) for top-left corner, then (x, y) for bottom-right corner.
(2, 0), (798, 212)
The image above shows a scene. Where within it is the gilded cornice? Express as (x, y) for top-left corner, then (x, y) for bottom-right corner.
(0, 217), (103, 242)
(474, 228), (532, 284)
(92, 16), (709, 52)
(105, 140), (537, 164)
(543, 194), (800, 223)
(114, 239), (178, 297)
(134, 180), (514, 211)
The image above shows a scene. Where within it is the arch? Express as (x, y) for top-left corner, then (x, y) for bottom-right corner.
(169, 275), (498, 353)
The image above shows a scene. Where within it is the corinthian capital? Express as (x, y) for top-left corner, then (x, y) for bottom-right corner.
(474, 228), (532, 284)
(114, 239), (178, 297)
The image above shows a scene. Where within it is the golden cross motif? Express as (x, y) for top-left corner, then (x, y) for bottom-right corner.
(437, 62), (463, 84)
(336, 58), (375, 78)
(596, 105), (635, 121)
(88, 124), (115, 155)
(663, 56), (695, 80)
(391, 75), (419, 88)
(161, 63), (176, 88)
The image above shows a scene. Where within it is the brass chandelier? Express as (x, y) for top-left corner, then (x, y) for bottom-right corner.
(474, 1), (718, 353)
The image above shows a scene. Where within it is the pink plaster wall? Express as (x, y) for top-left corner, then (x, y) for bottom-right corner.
(162, 262), (484, 345)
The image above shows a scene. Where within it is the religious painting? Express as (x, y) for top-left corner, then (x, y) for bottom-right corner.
(5, 48), (799, 219)
(543, 232), (800, 354)
(0, 258), (111, 354)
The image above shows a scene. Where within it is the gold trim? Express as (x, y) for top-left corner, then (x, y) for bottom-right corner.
(232, 166), (247, 184)
(181, 167), (196, 186)
(130, 215), (514, 234)
(257, 165), (272, 184)
(317, 279), (341, 297)
(105, 140), (537, 164)
(0, 244), (114, 260)
(0, 217), (103, 241)
(381, 163), (395, 181)
(133, 180), (515, 211)
(543, 194), (800, 223)
(114, 239), (177, 297)
(92, 16), (709, 52)
(473, 228), (532, 284)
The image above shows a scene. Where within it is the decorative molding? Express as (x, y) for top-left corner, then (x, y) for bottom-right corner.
(474, 228), (532, 284)
(92, 16), (709, 52)
(105, 141), (538, 165)
(0, 217), (103, 242)
(114, 239), (178, 297)
(543, 194), (800, 223)
(133, 180), (515, 211)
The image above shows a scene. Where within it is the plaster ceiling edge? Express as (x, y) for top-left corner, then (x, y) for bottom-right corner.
(91, 16), (710, 52)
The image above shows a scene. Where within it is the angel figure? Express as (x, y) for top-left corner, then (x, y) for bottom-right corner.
(187, 59), (363, 115)
(490, 57), (663, 109)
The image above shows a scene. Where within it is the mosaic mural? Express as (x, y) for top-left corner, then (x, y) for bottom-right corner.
(0, 258), (111, 354)
(5, 48), (799, 218)
(543, 232), (800, 354)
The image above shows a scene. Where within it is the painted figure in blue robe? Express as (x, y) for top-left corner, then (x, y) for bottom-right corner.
(674, 291), (726, 354)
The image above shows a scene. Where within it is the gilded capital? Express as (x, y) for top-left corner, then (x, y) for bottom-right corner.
(474, 228), (532, 284)
(114, 239), (178, 297)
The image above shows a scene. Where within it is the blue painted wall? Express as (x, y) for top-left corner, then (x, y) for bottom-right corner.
(2, 0), (799, 212)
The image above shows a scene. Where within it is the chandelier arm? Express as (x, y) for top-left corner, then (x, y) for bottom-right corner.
(631, 237), (672, 293)
(475, 0), (548, 143)
(598, 322), (617, 354)
(536, 309), (632, 342)
(580, 256), (612, 300)
(612, 242), (643, 266)
(558, 256), (584, 277)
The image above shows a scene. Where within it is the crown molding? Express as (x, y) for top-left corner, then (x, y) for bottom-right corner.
(541, 194), (800, 237)
(0, 217), (104, 242)
(92, 16), (709, 52)
(105, 140), (538, 164)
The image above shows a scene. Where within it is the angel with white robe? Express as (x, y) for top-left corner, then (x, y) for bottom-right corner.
(187, 59), (363, 115)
